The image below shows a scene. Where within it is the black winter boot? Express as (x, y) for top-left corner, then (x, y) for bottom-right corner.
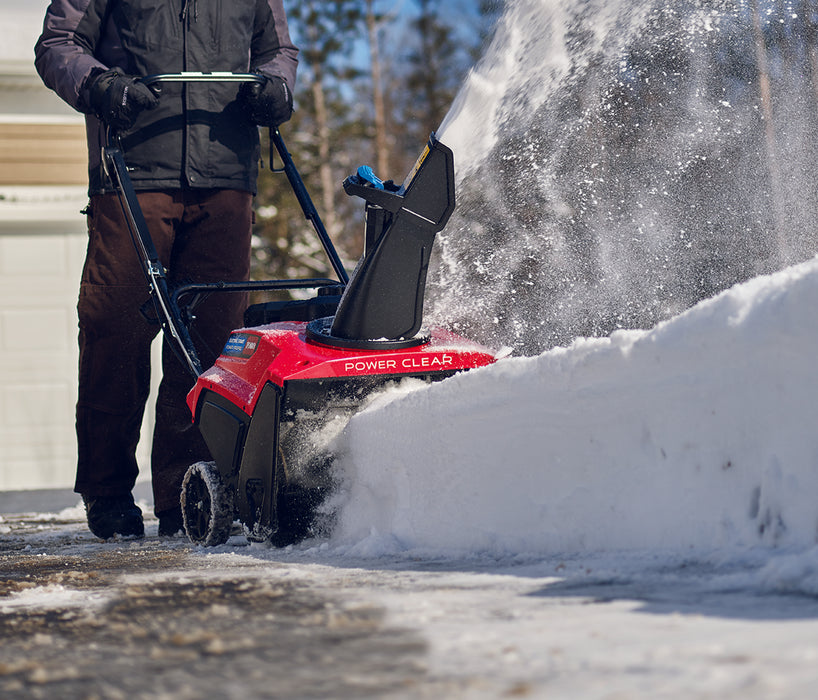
(83, 494), (144, 539)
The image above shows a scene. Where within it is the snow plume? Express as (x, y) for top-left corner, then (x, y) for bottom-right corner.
(331, 256), (818, 557)
(438, 0), (653, 167)
(430, 0), (818, 354)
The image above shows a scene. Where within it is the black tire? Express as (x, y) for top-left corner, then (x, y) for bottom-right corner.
(181, 461), (234, 546)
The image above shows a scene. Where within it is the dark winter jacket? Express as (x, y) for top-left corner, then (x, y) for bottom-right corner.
(35, 0), (298, 195)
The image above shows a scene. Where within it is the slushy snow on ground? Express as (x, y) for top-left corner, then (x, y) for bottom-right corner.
(4, 258), (818, 698)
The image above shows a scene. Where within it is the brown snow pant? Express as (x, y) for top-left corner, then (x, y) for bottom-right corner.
(74, 189), (252, 515)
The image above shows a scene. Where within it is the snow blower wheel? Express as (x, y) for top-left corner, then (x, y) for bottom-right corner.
(181, 461), (234, 546)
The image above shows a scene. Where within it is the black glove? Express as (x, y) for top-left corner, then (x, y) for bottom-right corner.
(87, 68), (159, 130)
(239, 74), (293, 126)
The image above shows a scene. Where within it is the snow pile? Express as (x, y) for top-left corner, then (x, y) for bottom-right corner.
(330, 256), (818, 557)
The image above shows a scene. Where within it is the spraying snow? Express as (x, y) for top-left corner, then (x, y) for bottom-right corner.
(438, 0), (653, 167)
(326, 0), (818, 563)
(430, 0), (818, 353)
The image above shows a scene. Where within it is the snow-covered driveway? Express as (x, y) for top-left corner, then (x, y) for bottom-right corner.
(3, 503), (818, 699)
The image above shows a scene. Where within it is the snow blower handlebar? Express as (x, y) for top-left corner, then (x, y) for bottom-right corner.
(102, 72), (350, 379)
(138, 74), (348, 287)
(267, 127), (349, 286)
(102, 134), (205, 377)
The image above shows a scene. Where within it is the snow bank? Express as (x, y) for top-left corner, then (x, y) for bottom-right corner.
(330, 256), (818, 557)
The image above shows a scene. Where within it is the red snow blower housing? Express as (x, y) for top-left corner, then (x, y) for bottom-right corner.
(104, 73), (496, 546)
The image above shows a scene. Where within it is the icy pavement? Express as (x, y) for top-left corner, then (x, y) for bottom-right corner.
(3, 497), (818, 699)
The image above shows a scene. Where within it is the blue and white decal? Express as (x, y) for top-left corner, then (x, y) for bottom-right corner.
(222, 332), (260, 359)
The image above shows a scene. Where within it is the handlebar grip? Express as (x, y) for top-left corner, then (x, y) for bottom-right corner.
(139, 72), (266, 87)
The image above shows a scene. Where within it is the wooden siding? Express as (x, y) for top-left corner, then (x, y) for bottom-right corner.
(0, 122), (87, 186)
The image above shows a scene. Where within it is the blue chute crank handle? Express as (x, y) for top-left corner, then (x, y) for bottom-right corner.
(356, 165), (385, 190)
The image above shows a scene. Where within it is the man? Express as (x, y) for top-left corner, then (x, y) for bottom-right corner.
(35, 0), (298, 539)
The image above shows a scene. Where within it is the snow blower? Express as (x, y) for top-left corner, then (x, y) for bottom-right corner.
(104, 73), (496, 546)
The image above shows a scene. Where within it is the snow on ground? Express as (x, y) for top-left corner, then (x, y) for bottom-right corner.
(4, 256), (818, 698)
(330, 255), (818, 564)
